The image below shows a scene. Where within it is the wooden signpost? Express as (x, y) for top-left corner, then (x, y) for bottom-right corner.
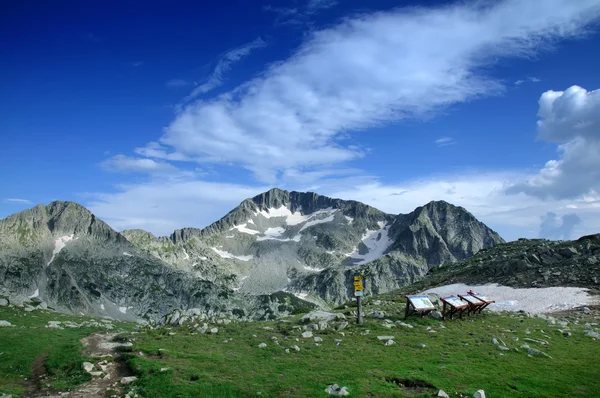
(440, 295), (469, 320)
(404, 295), (436, 319)
(354, 274), (364, 325)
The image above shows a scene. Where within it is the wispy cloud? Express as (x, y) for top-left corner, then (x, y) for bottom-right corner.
(150, 0), (600, 183)
(131, 61), (144, 68)
(4, 198), (32, 205)
(515, 76), (541, 85)
(265, 0), (338, 25)
(434, 137), (456, 147)
(186, 38), (267, 99)
(100, 155), (181, 174)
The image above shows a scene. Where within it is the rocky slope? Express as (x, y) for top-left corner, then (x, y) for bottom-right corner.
(0, 201), (307, 322)
(413, 234), (600, 291)
(0, 188), (504, 320)
(121, 188), (503, 304)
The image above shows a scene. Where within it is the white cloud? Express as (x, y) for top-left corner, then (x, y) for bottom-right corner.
(264, 0), (337, 25)
(434, 137), (455, 146)
(306, 0), (337, 14)
(507, 85), (600, 199)
(324, 172), (600, 242)
(514, 76), (541, 85)
(539, 212), (581, 240)
(186, 38), (267, 99)
(85, 181), (267, 236)
(100, 155), (181, 174)
(133, 142), (191, 162)
(148, 0), (600, 183)
(4, 198), (32, 204)
(86, 170), (600, 241)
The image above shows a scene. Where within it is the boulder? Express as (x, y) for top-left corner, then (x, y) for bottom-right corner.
(438, 390), (450, 398)
(0, 320), (12, 327)
(121, 376), (138, 384)
(429, 311), (443, 320)
(301, 331), (313, 338)
(301, 310), (345, 323)
(0, 298), (8, 307)
(336, 321), (349, 331)
(527, 348), (552, 358)
(473, 390), (486, 398)
(258, 343), (267, 348)
(325, 384), (350, 396)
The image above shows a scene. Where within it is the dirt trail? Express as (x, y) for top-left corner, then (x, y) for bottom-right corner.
(26, 332), (134, 398)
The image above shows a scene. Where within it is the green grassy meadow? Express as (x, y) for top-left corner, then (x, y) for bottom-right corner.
(1, 298), (599, 397)
(0, 306), (131, 397)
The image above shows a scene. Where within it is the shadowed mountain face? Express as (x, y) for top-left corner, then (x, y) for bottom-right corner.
(0, 188), (504, 320)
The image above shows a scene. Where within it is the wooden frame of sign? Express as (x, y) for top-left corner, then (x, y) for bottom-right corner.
(468, 292), (495, 312)
(440, 296), (469, 320)
(404, 295), (436, 319)
(457, 294), (486, 315)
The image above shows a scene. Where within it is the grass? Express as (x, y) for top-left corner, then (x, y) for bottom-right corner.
(0, 306), (133, 397)
(122, 299), (600, 397)
(1, 298), (599, 397)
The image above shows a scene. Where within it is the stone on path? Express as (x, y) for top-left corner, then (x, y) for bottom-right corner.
(121, 376), (138, 384)
(82, 362), (95, 373)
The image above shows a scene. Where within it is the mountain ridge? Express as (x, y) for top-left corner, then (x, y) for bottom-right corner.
(0, 188), (504, 321)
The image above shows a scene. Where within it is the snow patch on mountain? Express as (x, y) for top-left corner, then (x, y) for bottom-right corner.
(123, 252), (133, 257)
(303, 265), (325, 272)
(183, 249), (190, 260)
(256, 206), (339, 228)
(29, 289), (39, 298)
(346, 222), (393, 265)
(299, 214), (335, 232)
(231, 223), (260, 235)
(211, 247), (253, 261)
(46, 235), (75, 266)
(345, 216), (354, 223)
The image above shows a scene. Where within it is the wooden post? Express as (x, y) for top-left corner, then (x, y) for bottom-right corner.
(357, 295), (363, 325)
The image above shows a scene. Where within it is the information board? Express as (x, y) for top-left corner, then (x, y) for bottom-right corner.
(461, 295), (483, 304)
(443, 296), (467, 308)
(408, 295), (435, 310)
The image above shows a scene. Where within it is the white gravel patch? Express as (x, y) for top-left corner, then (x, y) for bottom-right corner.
(422, 283), (599, 315)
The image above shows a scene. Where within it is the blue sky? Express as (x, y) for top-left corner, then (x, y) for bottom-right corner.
(2, 0), (600, 241)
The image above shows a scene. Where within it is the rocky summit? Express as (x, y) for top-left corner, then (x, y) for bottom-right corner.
(0, 188), (503, 321)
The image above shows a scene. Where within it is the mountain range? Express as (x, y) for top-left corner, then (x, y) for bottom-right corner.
(0, 188), (503, 321)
